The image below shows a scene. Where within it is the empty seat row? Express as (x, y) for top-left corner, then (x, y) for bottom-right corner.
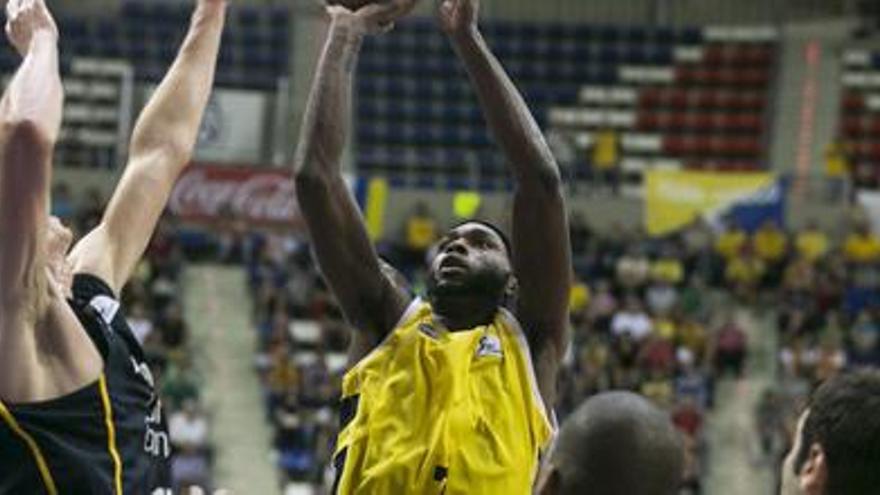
(636, 112), (764, 133)
(663, 136), (762, 156)
(639, 88), (766, 110)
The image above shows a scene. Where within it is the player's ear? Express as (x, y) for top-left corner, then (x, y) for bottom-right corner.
(799, 443), (828, 495)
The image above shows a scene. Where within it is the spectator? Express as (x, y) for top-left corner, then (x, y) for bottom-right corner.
(615, 246), (651, 291)
(589, 126), (621, 194)
(128, 301), (154, 345)
(639, 334), (676, 376)
(169, 399), (210, 452)
(675, 350), (710, 410)
(754, 388), (784, 461)
(587, 280), (617, 333)
(794, 221), (829, 262)
(814, 332), (847, 383)
(398, 201), (439, 272)
(51, 182), (76, 221)
(714, 220), (747, 261)
(714, 316), (748, 377)
(159, 302), (190, 358)
(843, 222), (880, 265)
(611, 296), (653, 342)
(650, 244), (685, 286)
(725, 245), (765, 301)
(823, 139), (850, 200)
(645, 280), (678, 317)
(752, 219), (788, 287)
(849, 311), (880, 367)
(640, 369), (675, 410)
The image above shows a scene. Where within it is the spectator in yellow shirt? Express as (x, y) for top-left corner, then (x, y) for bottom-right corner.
(824, 140), (850, 200)
(405, 202), (438, 251)
(752, 220), (788, 263)
(726, 246), (765, 301)
(794, 221), (829, 262)
(715, 221), (747, 260)
(570, 280), (591, 317)
(752, 220), (788, 287)
(652, 245), (685, 285)
(591, 126), (621, 194)
(843, 224), (880, 264)
(399, 201), (439, 271)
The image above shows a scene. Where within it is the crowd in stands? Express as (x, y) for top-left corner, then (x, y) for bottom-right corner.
(52, 184), (215, 493)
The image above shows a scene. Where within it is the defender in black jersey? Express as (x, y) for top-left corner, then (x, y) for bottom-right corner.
(0, 0), (225, 493)
(1, 275), (173, 493)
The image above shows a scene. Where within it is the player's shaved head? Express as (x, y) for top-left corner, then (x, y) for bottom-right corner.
(536, 391), (683, 495)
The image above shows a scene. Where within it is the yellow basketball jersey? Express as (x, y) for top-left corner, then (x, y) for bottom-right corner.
(333, 299), (555, 495)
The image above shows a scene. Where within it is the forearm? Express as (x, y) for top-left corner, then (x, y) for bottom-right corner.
(1, 32), (62, 141)
(0, 33), (59, 309)
(129, 0), (225, 164)
(293, 17), (364, 179)
(451, 30), (559, 186)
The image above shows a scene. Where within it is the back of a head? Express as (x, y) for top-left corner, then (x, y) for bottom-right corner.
(550, 392), (683, 495)
(797, 370), (880, 494)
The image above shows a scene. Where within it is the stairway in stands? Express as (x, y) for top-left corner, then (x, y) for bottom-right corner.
(185, 265), (279, 495)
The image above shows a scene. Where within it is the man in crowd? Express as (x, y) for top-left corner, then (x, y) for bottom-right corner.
(780, 370), (880, 494)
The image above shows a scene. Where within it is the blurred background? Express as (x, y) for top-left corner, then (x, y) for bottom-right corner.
(28, 0), (880, 493)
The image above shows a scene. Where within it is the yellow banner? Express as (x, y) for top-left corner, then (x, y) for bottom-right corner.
(644, 170), (775, 236)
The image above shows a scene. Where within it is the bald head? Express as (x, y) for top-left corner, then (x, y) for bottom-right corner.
(538, 392), (684, 495)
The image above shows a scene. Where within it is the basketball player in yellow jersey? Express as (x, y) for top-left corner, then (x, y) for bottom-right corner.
(292, 0), (571, 493)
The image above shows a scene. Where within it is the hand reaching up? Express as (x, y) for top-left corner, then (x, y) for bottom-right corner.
(328, 0), (418, 36)
(5, 0), (58, 57)
(437, 0), (478, 39)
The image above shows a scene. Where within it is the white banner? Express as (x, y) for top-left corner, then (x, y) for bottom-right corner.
(195, 89), (268, 164)
(143, 84), (268, 164)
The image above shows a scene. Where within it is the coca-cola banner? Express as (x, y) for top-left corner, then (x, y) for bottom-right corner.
(169, 164), (303, 228)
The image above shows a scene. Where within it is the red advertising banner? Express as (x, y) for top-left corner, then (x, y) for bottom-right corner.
(169, 164), (303, 228)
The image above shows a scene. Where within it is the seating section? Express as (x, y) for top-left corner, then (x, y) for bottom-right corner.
(839, 48), (880, 189)
(356, 22), (778, 190)
(0, 2), (291, 90)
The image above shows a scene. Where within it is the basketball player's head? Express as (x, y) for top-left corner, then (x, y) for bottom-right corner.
(535, 391), (683, 495)
(780, 370), (880, 495)
(426, 220), (515, 307)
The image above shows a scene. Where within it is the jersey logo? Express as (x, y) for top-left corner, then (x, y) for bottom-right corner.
(131, 357), (156, 388)
(89, 295), (120, 327)
(476, 335), (503, 358)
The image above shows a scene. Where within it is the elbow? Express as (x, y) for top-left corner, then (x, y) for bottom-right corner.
(293, 167), (331, 199)
(129, 125), (196, 167)
(517, 163), (563, 197)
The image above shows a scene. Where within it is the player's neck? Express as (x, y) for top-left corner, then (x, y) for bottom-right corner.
(430, 294), (498, 331)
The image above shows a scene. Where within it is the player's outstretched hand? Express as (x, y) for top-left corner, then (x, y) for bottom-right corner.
(5, 0), (58, 57)
(327, 0), (418, 36)
(437, 0), (479, 39)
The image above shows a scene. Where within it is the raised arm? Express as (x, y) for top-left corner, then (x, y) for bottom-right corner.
(0, 0), (62, 314)
(440, 0), (571, 359)
(68, 0), (226, 294)
(293, 3), (414, 339)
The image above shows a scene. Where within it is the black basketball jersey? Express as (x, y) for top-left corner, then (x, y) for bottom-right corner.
(0, 274), (172, 495)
